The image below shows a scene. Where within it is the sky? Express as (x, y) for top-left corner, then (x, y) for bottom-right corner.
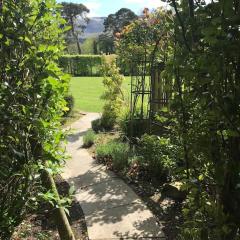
(57, 0), (169, 17)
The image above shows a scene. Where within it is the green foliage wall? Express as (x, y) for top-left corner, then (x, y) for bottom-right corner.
(116, 3), (240, 239)
(163, 1), (240, 239)
(59, 55), (103, 76)
(0, 0), (68, 237)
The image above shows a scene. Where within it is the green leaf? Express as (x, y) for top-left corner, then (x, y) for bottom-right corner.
(24, 36), (32, 44)
(198, 174), (204, 181)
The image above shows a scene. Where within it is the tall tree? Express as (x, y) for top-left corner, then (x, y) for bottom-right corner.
(104, 8), (138, 34)
(61, 2), (89, 54)
(98, 33), (115, 54)
(99, 8), (137, 54)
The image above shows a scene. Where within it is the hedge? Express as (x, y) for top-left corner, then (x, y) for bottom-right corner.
(59, 55), (103, 76)
(59, 54), (131, 76)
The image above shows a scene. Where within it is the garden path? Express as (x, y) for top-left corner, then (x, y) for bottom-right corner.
(62, 112), (165, 239)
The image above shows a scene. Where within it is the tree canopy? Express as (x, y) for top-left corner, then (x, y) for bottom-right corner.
(97, 8), (137, 54)
(104, 8), (138, 34)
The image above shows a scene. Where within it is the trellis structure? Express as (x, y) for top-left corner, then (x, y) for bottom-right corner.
(130, 60), (170, 137)
(130, 60), (151, 137)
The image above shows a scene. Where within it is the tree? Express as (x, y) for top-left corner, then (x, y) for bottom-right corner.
(104, 8), (137, 34)
(93, 39), (98, 54)
(61, 2), (89, 54)
(99, 8), (137, 54)
(98, 33), (115, 54)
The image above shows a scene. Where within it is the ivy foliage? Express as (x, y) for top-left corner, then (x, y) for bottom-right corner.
(0, 0), (69, 237)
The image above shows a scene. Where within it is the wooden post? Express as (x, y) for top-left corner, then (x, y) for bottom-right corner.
(41, 168), (76, 240)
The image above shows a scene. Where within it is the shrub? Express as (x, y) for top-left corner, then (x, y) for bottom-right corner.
(96, 140), (130, 170)
(83, 130), (96, 148)
(92, 108), (117, 132)
(0, 0), (68, 237)
(136, 134), (178, 181)
(59, 54), (120, 77)
(118, 107), (149, 139)
(63, 95), (74, 118)
(100, 61), (125, 131)
(92, 119), (103, 133)
(101, 105), (117, 130)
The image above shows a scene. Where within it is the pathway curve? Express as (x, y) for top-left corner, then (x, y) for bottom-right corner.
(62, 113), (165, 239)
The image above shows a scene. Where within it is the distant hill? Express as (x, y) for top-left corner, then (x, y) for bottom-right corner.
(81, 17), (106, 39)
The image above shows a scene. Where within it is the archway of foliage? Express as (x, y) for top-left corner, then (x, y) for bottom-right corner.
(0, 0), (70, 238)
(116, 2), (240, 239)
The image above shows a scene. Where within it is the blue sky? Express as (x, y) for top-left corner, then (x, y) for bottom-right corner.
(57, 0), (168, 17)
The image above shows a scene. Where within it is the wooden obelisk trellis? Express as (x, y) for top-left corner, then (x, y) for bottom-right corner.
(130, 60), (170, 137)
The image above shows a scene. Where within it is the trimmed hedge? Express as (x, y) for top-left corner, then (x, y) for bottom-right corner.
(59, 55), (103, 76)
(59, 54), (131, 77)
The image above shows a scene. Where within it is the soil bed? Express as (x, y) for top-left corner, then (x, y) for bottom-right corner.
(12, 175), (88, 240)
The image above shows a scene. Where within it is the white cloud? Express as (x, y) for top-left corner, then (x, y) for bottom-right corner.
(83, 1), (102, 17)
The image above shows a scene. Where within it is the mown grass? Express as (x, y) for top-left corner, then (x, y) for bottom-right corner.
(69, 76), (131, 112)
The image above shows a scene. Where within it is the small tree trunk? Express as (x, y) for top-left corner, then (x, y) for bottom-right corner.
(76, 35), (82, 54)
(41, 169), (76, 240)
(70, 17), (81, 55)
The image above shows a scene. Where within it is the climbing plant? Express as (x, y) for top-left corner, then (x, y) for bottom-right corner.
(0, 0), (70, 238)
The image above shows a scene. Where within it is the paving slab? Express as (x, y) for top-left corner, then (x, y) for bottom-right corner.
(85, 202), (164, 239)
(75, 178), (143, 214)
(63, 113), (165, 239)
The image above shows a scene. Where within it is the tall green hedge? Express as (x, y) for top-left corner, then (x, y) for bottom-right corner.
(0, 0), (69, 237)
(59, 55), (103, 76)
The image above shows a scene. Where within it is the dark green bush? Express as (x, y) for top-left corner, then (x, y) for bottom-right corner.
(0, 0), (68, 237)
(118, 108), (149, 138)
(136, 134), (178, 181)
(92, 119), (103, 133)
(100, 107), (116, 131)
(91, 115), (115, 133)
(82, 130), (96, 148)
(63, 95), (74, 118)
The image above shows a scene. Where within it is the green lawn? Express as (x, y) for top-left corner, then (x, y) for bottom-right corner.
(69, 76), (131, 112)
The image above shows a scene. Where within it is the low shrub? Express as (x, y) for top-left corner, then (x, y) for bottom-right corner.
(82, 130), (96, 148)
(101, 105), (117, 130)
(92, 119), (103, 133)
(91, 114), (115, 133)
(136, 134), (178, 181)
(118, 107), (149, 139)
(96, 140), (130, 170)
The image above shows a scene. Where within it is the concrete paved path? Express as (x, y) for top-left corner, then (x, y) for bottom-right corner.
(62, 113), (165, 239)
